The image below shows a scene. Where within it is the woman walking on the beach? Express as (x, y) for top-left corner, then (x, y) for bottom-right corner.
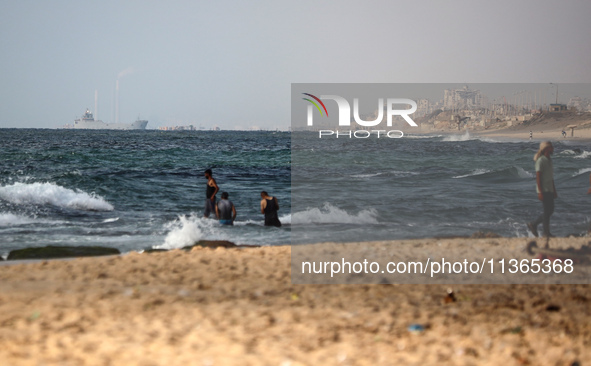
(527, 141), (557, 238)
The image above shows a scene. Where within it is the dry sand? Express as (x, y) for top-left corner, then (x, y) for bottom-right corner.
(474, 112), (591, 142)
(0, 240), (590, 365)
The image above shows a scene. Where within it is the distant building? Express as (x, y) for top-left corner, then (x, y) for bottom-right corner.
(549, 104), (567, 112)
(416, 99), (431, 117)
(444, 85), (483, 110)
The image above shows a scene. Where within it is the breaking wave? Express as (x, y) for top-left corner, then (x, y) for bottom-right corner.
(453, 166), (533, 180)
(292, 203), (378, 225)
(0, 213), (36, 227)
(0, 182), (114, 211)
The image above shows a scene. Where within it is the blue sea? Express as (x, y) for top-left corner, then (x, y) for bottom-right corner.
(0, 129), (291, 256)
(1, 129), (591, 257)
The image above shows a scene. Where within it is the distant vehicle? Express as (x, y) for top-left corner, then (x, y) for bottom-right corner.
(66, 109), (148, 130)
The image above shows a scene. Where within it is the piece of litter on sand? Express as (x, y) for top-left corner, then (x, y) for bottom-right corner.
(408, 324), (425, 333)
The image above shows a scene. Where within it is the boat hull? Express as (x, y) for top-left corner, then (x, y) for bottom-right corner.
(71, 119), (148, 130)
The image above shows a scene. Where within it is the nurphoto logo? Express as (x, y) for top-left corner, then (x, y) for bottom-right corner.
(302, 93), (419, 138)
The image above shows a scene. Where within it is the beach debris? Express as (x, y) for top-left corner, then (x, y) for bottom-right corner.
(177, 289), (190, 297)
(29, 311), (41, 321)
(407, 324), (426, 333)
(443, 287), (456, 304)
(571, 361), (581, 366)
(501, 326), (523, 335)
(545, 304), (561, 312)
(290, 293), (299, 301)
(7, 245), (120, 260)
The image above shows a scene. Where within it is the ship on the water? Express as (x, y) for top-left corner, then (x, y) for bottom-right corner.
(64, 109), (148, 130)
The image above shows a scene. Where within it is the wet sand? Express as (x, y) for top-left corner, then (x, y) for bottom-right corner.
(0, 240), (589, 365)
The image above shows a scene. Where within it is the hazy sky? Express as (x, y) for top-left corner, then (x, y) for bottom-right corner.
(1, 0), (590, 129)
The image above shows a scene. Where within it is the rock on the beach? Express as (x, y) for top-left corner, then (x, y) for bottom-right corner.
(183, 240), (238, 250)
(7, 245), (121, 260)
(143, 248), (169, 254)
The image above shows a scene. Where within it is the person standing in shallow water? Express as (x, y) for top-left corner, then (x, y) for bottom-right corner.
(527, 141), (557, 238)
(203, 169), (219, 218)
(260, 191), (281, 227)
(216, 192), (236, 225)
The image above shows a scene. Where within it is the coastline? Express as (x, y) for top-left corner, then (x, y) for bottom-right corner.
(0, 238), (589, 365)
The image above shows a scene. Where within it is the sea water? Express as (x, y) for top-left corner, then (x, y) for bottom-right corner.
(1, 129), (590, 256)
(291, 130), (591, 244)
(0, 129), (291, 256)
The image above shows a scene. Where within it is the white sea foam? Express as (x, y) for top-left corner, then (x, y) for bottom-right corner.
(404, 134), (442, 139)
(0, 182), (114, 211)
(0, 213), (35, 227)
(391, 170), (420, 177)
(452, 169), (491, 179)
(292, 203), (378, 225)
(350, 173), (383, 178)
(442, 131), (472, 142)
(442, 131), (500, 143)
(515, 166), (534, 178)
(159, 215), (204, 249)
(573, 168), (591, 177)
(232, 214), (291, 227)
(453, 166), (533, 179)
(159, 213), (292, 249)
(574, 151), (591, 159)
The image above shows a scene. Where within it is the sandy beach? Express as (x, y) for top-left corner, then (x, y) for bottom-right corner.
(473, 112), (591, 142)
(0, 240), (589, 365)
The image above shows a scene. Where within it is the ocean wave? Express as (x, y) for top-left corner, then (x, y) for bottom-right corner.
(158, 215), (205, 249)
(442, 131), (474, 142)
(404, 134), (442, 139)
(574, 151), (591, 159)
(452, 166), (533, 180)
(452, 169), (491, 179)
(233, 214), (291, 227)
(514, 166), (534, 178)
(292, 203), (378, 225)
(0, 182), (114, 211)
(441, 131), (500, 143)
(559, 149), (591, 159)
(0, 213), (36, 227)
(560, 149), (577, 155)
(349, 173), (383, 178)
(572, 168), (591, 177)
(158, 213), (292, 249)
